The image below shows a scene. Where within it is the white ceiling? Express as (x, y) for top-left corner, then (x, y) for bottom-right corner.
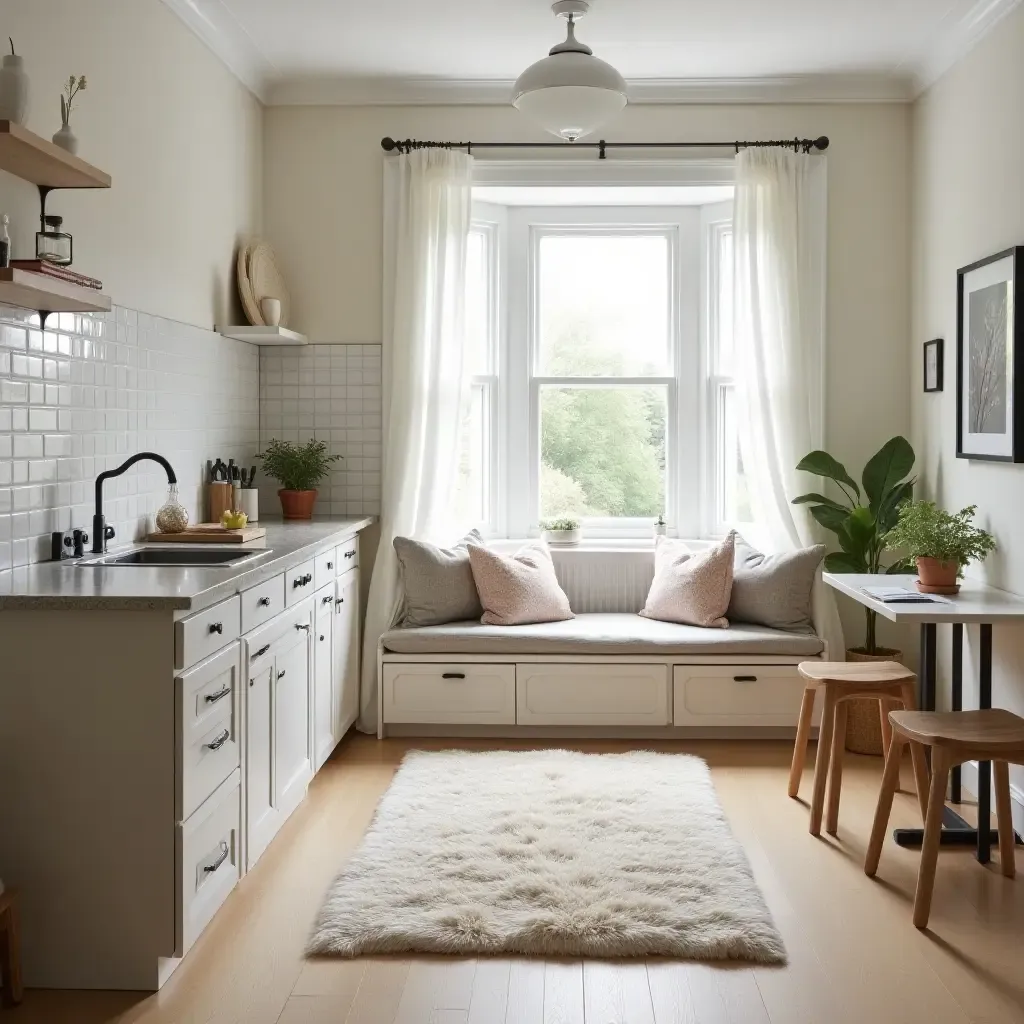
(165, 0), (1022, 104)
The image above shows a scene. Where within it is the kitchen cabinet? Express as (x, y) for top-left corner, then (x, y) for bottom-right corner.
(334, 569), (360, 739)
(313, 587), (335, 770)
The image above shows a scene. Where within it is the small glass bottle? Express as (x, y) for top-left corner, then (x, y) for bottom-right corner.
(155, 485), (189, 534)
(0, 214), (9, 269)
(36, 214), (72, 266)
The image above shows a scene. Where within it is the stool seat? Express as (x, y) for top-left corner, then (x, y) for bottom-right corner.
(798, 661), (915, 685)
(888, 709), (1024, 749)
(867, 708), (1024, 929)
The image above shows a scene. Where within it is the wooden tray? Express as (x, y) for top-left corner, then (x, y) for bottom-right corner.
(148, 525), (266, 544)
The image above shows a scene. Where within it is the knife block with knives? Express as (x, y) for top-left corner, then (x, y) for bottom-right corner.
(207, 458), (258, 523)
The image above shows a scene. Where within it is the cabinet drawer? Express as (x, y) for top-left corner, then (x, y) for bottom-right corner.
(673, 665), (812, 727)
(240, 574), (285, 634)
(314, 549), (338, 590)
(336, 539), (359, 573)
(516, 664), (670, 725)
(285, 559), (316, 606)
(176, 769), (240, 957)
(176, 643), (241, 820)
(175, 595), (241, 670)
(382, 663), (515, 724)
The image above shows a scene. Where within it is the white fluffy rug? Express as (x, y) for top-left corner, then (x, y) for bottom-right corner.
(308, 750), (784, 963)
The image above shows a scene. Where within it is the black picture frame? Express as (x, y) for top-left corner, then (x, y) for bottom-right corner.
(956, 246), (1024, 462)
(923, 339), (943, 393)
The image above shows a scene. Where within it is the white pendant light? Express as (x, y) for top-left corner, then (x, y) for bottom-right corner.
(513, 1), (627, 142)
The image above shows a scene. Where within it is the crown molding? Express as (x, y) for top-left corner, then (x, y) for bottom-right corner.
(268, 73), (913, 107)
(912, 0), (1023, 94)
(160, 0), (274, 102)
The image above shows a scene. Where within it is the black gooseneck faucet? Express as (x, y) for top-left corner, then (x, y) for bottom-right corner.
(93, 452), (178, 554)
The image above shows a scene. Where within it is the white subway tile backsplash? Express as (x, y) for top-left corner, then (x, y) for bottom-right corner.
(0, 305), (259, 567)
(258, 345), (381, 518)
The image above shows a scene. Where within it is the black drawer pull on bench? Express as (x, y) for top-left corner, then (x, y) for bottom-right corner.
(734, 675), (758, 683)
(442, 672), (466, 680)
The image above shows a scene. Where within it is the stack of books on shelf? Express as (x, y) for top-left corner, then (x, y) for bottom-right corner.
(9, 259), (103, 290)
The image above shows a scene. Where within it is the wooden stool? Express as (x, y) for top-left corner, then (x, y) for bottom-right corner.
(0, 888), (23, 1007)
(866, 708), (1024, 929)
(792, 661), (929, 837)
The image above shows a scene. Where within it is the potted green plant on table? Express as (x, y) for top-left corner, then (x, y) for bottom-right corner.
(883, 502), (996, 595)
(257, 438), (341, 520)
(792, 436), (916, 754)
(542, 516), (581, 546)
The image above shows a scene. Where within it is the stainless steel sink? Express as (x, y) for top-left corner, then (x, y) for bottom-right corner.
(78, 547), (271, 568)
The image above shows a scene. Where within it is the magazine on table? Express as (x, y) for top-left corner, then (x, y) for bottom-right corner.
(861, 586), (952, 604)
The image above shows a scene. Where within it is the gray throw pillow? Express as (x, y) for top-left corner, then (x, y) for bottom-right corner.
(728, 537), (825, 633)
(394, 530), (484, 627)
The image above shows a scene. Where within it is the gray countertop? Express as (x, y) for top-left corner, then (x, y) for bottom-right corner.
(0, 518), (376, 613)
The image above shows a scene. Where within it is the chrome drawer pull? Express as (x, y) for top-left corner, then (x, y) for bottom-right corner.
(277, 669), (287, 680)
(344, 549), (356, 559)
(296, 623), (311, 632)
(204, 685), (231, 705)
(734, 675), (758, 683)
(322, 595), (333, 606)
(326, 561), (333, 570)
(442, 672), (466, 680)
(335, 597), (344, 607)
(258, 596), (271, 607)
(208, 622), (223, 635)
(252, 643), (270, 659)
(205, 729), (230, 751)
(203, 840), (230, 875)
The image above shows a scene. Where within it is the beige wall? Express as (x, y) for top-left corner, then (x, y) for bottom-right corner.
(912, 4), (1024, 762)
(0, 0), (262, 330)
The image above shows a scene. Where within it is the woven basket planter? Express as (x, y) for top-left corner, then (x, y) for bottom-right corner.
(844, 648), (903, 755)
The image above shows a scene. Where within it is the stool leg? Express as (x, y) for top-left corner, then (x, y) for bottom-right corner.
(789, 686), (816, 799)
(826, 701), (849, 836)
(810, 687), (838, 837)
(878, 699), (894, 758)
(994, 760), (1016, 879)
(914, 749), (950, 929)
(908, 741), (930, 821)
(866, 733), (905, 877)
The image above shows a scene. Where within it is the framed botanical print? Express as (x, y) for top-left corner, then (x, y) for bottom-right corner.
(956, 246), (1024, 462)
(923, 338), (943, 392)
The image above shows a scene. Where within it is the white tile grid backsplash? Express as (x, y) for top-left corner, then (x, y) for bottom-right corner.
(0, 306), (259, 569)
(258, 345), (381, 519)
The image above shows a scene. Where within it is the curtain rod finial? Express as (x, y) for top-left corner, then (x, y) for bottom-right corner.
(814, 136), (830, 152)
(381, 137), (398, 152)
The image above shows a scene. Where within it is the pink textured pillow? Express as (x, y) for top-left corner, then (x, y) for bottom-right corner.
(468, 543), (574, 626)
(640, 533), (735, 628)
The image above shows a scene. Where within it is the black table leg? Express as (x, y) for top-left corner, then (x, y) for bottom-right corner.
(977, 624), (993, 863)
(950, 623), (963, 803)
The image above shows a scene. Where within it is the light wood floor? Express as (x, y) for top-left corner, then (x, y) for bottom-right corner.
(8, 736), (1024, 1024)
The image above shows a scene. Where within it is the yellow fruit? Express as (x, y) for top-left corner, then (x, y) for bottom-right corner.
(220, 510), (248, 530)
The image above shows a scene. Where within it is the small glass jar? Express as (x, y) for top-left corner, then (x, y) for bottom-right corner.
(155, 485), (189, 534)
(36, 215), (73, 266)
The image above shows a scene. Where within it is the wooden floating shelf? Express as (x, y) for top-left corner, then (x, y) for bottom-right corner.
(0, 269), (111, 315)
(0, 120), (111, 189)
(219, 326), (308, 346)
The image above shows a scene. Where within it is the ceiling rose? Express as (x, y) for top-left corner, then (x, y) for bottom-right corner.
(512, 1), (627, 142)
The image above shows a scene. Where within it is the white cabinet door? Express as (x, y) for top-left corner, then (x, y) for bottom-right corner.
(333, 569), (360, 739)
(274, 630), (312, 821)
(313, 604), (334, 771)
(245, 658), (277, 870)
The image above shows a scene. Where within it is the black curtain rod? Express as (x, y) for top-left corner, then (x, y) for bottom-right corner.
(381, 135), (829, 159)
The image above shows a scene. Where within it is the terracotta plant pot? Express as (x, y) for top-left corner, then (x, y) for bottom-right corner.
(916, 556), (960, 594)
(844, 647), (903, 755)
(278, 488), (318, 520)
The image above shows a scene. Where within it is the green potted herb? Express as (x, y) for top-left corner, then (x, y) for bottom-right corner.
(883, 501), (996, 594)
(256, 438), (341, 520)
(542, 516), (581, 546)
(653, 513), (668, 538)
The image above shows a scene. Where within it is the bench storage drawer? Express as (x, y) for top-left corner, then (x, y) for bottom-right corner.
(673, 665), (811, 727)
(382, 664), (516, 724)
(516, 664), (670, 726)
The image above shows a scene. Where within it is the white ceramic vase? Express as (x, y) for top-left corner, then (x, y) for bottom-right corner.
(653, 523), (668, 538)
(0, 53), (29, 124)
(260, 296), (282, 327)
(543, 528), (581, 546)
(52, 122), (78, 156)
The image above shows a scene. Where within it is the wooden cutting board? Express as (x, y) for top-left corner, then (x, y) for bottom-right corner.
(147, 524), (266, 544)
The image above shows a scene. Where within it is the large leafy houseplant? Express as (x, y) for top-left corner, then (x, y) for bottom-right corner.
(791, 436), (916, 655)
(257, 438), (341, 520)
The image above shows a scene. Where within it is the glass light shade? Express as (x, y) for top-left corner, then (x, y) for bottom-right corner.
(513, 52), (626, 141)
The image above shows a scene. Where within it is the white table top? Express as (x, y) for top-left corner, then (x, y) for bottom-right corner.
(823, 573), (1024, 624)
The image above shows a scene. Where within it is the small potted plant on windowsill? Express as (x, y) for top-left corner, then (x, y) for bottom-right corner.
(542, 516), (581, 546)
(256, 437), (341, 520)
(883, 501), (996, 595)
(653, 514), (668, 538)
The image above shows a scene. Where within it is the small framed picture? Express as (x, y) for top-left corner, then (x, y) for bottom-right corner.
(923, 339), (943, 392)
(957, 246), (1024, 462)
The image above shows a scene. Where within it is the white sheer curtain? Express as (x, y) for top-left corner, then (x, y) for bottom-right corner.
(733, 147), (845, 657)
(358, 148), (475, 733)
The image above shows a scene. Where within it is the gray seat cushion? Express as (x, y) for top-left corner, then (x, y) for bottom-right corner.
(381, 612), (825, 657)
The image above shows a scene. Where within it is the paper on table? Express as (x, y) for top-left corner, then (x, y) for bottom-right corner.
(862, 586), (951, 604)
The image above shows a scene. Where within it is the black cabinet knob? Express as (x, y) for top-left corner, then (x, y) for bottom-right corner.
(258, 596), (271, 607)
(209, 622), (223, 635)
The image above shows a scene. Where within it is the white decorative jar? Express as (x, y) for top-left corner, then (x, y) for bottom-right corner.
(260, 296), (282, 327)
(0, 51), (29, 124)
(653, 522), (668, 538)
(52, 122), (78, 156)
